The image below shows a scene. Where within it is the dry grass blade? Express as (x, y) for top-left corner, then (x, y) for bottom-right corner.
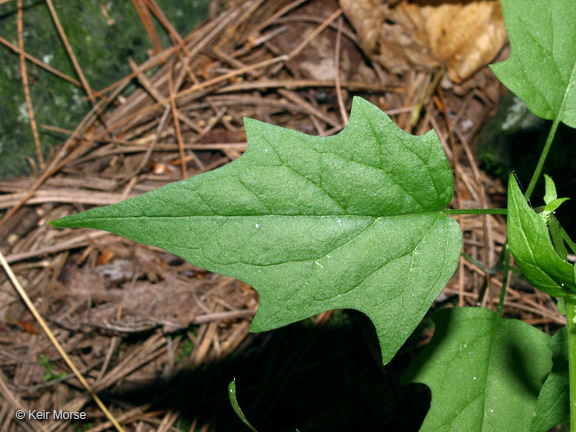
(217, 79), (400, 93)
(176, 55), (288, 101)
(0, 249), (125, 432)
(17, 0), (44, 169)
(168, 60), (187, 178)
(91, 47), (178, 99)
(334, 16), (348, 124)
(45, 0), (95, 102)
(44, 0), (117, 144)
(0, 189), (137, 210)
(131, 0), (162, 55)
(144, 0), (189, 57)
(0, 35), (82, 86)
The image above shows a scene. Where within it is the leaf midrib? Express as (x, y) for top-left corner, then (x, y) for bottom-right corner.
(65, 212), (448, 221)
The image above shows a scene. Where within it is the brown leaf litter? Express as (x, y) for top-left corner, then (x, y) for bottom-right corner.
(340, 0), (508, 83)
(0, 0), (565, 430)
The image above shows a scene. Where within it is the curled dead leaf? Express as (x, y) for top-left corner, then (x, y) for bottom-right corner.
(340, 0), (507, 82)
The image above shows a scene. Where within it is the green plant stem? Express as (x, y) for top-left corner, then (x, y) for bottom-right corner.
(525, 117), (561, 200)
(441, 208), (507, 215)
(496, 244), (510, 318)
(565, 295), (576, 432)
(560, 225), (576, 256)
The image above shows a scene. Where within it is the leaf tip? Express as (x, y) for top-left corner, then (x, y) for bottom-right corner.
(48, 213), (81, 229)
(48, 217), (67, 228)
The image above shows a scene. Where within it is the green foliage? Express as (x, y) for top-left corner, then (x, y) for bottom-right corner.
(39, 354), (67, 382)
(47, 0), (576, 429)
(507, 175), (575, 297)
(544, 175), (561, 206)
(490, 0), (576, 128)
(532, 328), (569, 432)
(540, 175), (569, 222)
(540, 198), (570, 222)
(228, 379), (259, 432)
(51, 97), (462, 363)
(404, 308), (552, 431)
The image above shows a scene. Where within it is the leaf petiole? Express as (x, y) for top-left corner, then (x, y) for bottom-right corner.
(441, 208), (507, 216)
(496, 244), (511, 318)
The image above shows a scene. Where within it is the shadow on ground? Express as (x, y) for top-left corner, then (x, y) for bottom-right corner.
(106, 311), (431, 432)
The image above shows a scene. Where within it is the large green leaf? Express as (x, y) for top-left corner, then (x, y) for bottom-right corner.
(507, 175), (576, 297)
(490, 0), (576, 128)
(531, 328), (569, 432)
(51, 97), (462, 363)
(404, 308), (552, 431)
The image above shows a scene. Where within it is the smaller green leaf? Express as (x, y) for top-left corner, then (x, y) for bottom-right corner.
(490, 0), (576, 128)
(540, 198), (569, 222)
(404, 308), (551, 432)
(531, 328), (569, 432)
(228, 379), (258, 432)
(539, 176), (569, 249)
(539, 175), (571, 259)
(507, 175), (576, 296)
(543, 175), (558, 204)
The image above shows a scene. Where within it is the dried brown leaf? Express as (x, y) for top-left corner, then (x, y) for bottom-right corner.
(340, 0), (507, 82)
